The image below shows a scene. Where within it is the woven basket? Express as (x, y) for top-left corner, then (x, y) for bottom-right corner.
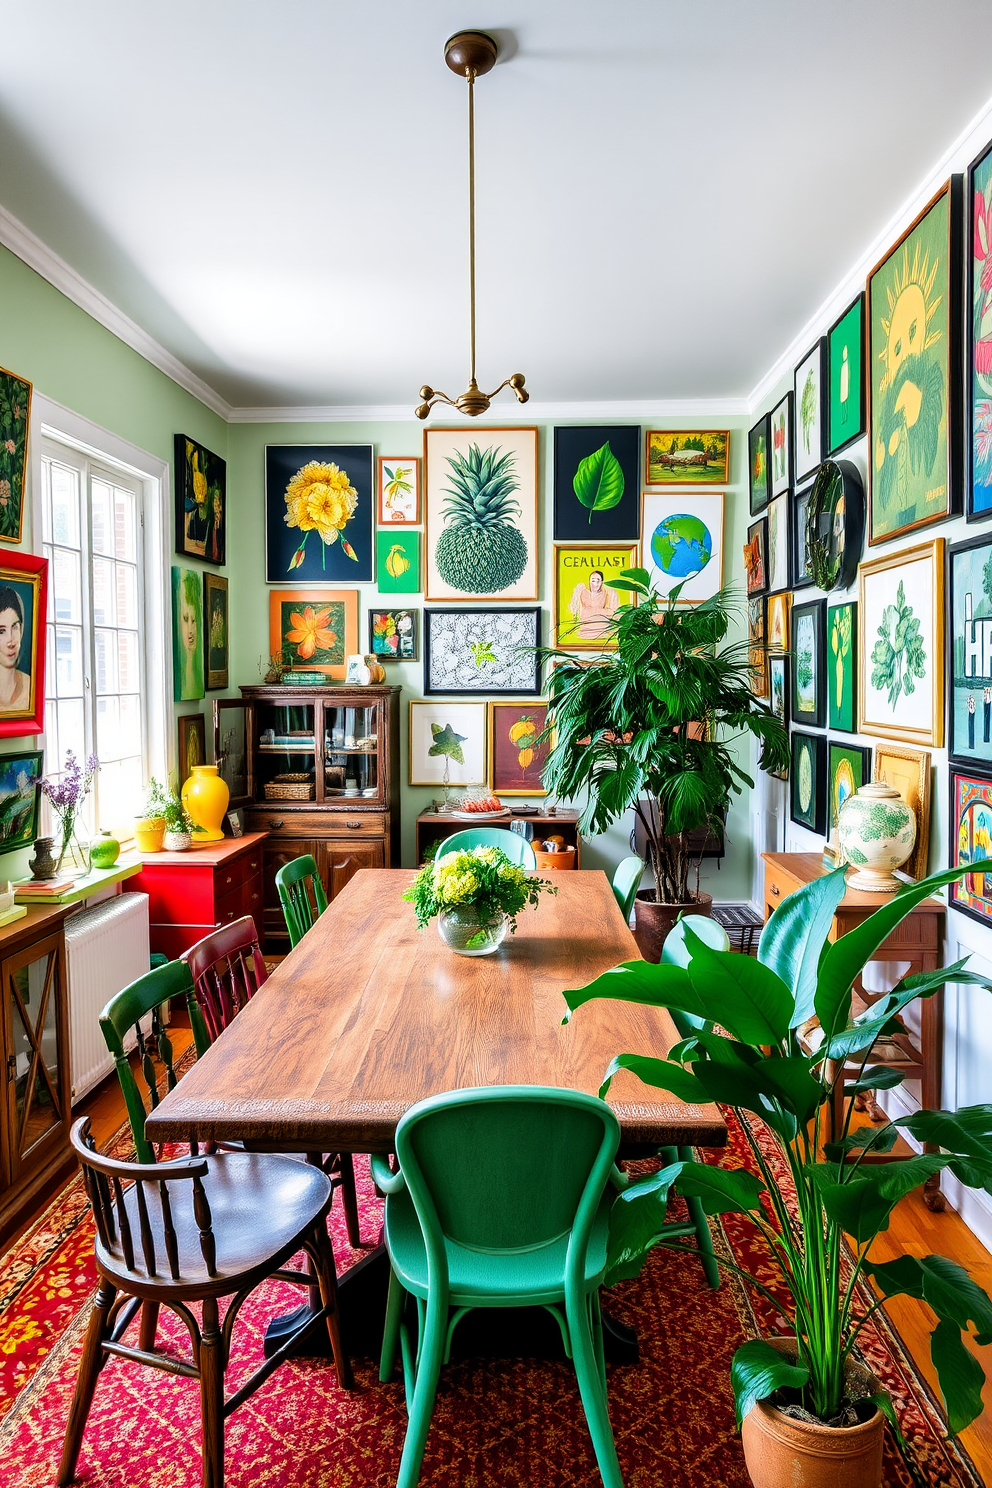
(264, 773), (315, 801)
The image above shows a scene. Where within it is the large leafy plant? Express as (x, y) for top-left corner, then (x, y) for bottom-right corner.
(541, 569), (789, 905)
(564, 864), (992, 1434)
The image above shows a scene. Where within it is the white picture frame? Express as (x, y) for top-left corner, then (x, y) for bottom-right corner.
(409, 700), (488, 787)
(639, 490), (724, 603)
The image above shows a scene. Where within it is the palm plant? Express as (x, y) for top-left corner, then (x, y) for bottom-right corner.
(541, 568), (788, 905)
(564, 864), (992, 1436)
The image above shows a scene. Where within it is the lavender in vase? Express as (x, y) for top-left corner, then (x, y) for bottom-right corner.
(40, 751), (99, 874)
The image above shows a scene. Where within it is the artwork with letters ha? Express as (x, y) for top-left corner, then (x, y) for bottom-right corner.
(949, 533), (992, 763)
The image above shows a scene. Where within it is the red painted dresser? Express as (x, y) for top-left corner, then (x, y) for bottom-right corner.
(123, 833), (268, 959)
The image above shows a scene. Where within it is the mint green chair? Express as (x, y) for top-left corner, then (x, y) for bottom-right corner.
(275, 853), (328, 947)
(372, 1086), (628, 1488)
(655, 913), (732, 1290)
(611, 856), (643, 924)
(436, 827), (537, 869)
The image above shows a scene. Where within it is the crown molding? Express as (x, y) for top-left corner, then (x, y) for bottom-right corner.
(228, 397), (750, 424)
(0, 203), (234, 421)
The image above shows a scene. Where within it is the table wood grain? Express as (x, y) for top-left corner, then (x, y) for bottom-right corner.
(146, 870), (727, 1153)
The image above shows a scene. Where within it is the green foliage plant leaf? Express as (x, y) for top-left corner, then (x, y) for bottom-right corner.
(604, 566), (651, 595)
(674, 1159), (766, 1216)
(730, 1340), (809, 1428)
(683, 922), (793, 1044)
(808, 1156), (948, 1241)
(931, 1319), (986, 1435)
(562, 960), (705, 1023)
(844, 1067), (906, 1093)
(605, 1162), (682, 1285)
(573, 441), (625, 522)
(757, 866), (847, 1028)
(598, 1052), (708, 1104)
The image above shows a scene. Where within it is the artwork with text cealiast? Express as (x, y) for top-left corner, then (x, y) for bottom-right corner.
(553, 543), (637, 649)
(949, 533), (992, 763)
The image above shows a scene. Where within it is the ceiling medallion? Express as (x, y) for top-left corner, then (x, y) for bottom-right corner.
(415, 31), (529, 420)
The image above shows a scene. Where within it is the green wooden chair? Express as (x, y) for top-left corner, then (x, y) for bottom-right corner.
(435, 827), (537, 869)
(275, 853), (328, 947)
(373, 1085), (628, 1488)
(611, 855), (643, 924)
(654, 912), (732, 1290)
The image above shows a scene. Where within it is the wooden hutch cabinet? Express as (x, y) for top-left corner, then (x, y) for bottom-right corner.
(214, 684), (401, 951)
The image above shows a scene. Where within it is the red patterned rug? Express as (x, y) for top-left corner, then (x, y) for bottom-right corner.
(0, 1109), (981, 1487)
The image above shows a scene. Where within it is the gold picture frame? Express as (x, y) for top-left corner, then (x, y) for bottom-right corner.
(488, 700), (551, 797)
(857, 539), (944, 746)
(766, 592), (792, 653)
(872, 743), (932, 880)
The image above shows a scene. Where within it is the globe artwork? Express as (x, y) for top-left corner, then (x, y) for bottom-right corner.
(650, 513), (713, 581)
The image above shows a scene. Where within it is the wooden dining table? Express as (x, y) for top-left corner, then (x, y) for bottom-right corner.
(146, 868), (727, 1357)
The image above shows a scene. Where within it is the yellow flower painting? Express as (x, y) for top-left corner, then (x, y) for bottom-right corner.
(266, 445), (373, 582)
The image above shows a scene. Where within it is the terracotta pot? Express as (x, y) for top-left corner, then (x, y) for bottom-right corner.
(632, 889), (712, 963)
(741, 1340), (884, 1488)
(181, 765), (230, 843)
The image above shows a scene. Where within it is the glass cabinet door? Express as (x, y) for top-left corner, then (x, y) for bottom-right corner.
(320, 700), (381, 801)
(213, 697), (251, 805)
(4, 932), (66, 1180)
(255, 701), (317, 801)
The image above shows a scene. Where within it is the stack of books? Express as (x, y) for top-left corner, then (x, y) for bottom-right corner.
(14, 876), (77, 899)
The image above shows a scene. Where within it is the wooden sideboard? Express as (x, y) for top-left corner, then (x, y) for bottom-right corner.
(124, 834), (267, 959)
(0, 903), (74, 1245)
(762, 852), (946, 1209)
(415, 808), (581, 865)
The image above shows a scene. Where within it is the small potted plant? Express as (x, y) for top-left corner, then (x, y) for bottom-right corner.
(134, 778), (169, 854)
(564, 862), (992, 1488)
(160, 780), (204, 851)
(404, 843), (557, 955)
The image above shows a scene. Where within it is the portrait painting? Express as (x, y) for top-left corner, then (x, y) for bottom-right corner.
(377, 456), (420, 525)
(949, 769), (992, 926)
(268, 589), (358, 679)
(203, 573), (228, 691)
(178, 713), (206, 787)
(827, 602), (857, 733)
(748, 415), (770, 515)
(827, 293), (866, 455)
(645, 430), (729, 485)
(553, 544), (637, 649)
(172, 567), (204, 702)
(0, 749), (41, 855)
(641, 492), (724, 604)
(175, 435), (226, 565)
(553, 425), (640, 542)
(859, 539), (943, 746)
(265, 445), (374, 583)
(794, 340), (825, 484)
(0, 365), (31, 545)
(489, 701), (551, 797)
(369, 608), (418, 662)
(409, 700), (487, 787)
(0, 550), (46, 737)
(424, 608), (541, 696)
(376, 530), (420, 594)
(868, 181), (961, 544)
(426, 427), (538, 600)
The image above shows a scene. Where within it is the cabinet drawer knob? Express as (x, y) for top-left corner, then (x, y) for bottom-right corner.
(225, 875), (232, 885)
(250, 860), (258, 870)
(268, 819), (284, 830)
(346, 820), (362, 830)
(770, 884), (780, 897)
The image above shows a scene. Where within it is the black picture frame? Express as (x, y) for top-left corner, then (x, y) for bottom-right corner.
(369, 607), (419, 663)
(827, 739), (872, 830)
(790, 731), (827, 835)
(0, 748), (42, 856)
(423, 607), (542, 696)
(946, 530), (992, 765)
(791, 598), (827, 728)
(748, 414), (771, 516)
(967, 138), (992, 522)
(175, 434), (226, 566)
(769, 390), (794, 498)
(745, 517), (768, 596)
(806, 459), (865, 592)
(826, 292), (867, 456)
(791, 482), (815, 589)
(947, 766), (992, 927)
(264, 444), (374, 583)
(794, 339), (826, 484)
(552, 425), (641, 542)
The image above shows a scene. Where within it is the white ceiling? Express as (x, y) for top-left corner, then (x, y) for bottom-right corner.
(2, 0), (991, 411)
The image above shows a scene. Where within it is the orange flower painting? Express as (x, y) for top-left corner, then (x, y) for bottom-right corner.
(269, 589), (358, 679)
(285, 605), (338, 661)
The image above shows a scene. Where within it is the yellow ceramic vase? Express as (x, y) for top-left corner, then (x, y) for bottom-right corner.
(181, 765), (230, 842)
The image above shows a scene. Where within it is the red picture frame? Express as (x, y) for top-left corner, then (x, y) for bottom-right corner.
(0, 549), (46, 738)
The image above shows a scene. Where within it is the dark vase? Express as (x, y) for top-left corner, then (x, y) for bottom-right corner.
(28, 837), (57, 881)
(632, 890), (713, 963)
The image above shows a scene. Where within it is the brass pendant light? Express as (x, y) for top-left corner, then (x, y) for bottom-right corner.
(415, 31), (529, 419)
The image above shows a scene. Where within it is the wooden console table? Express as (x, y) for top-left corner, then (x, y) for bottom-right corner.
(762, 853), (946, 1210)
(415, 808), (580, 865)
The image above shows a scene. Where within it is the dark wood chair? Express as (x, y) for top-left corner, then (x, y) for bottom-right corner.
(181, 916), (362, 1249)
(58, 1116), (352, 1488)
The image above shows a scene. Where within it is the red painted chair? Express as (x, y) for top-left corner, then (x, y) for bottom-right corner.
(181, 917), (362, 1248)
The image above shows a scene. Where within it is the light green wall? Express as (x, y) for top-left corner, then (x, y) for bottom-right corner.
(228, 417), (755, 891)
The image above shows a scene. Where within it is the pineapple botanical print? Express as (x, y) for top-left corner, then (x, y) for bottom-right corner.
(425, 428), (537, 600)
(425, 609), (541, 694)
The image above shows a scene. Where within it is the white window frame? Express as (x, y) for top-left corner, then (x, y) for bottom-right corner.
(30, 395), (171, 816)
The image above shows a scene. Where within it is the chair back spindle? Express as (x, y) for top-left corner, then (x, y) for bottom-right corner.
(275, 856), (328, 948)
(182, 916), (269, 1046)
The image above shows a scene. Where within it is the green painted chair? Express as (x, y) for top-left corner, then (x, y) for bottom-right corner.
(654, 912), (732, 1291)
(434, 827), (537, 869)
(372, 1085), (628, 1488)
(275, 853), (328, 948)
(611, 855), (643, 924)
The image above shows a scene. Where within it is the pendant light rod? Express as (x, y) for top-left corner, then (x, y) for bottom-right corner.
(415, 30), (528, 419)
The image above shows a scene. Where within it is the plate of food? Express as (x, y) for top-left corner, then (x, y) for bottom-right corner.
(449, 793), (509, 819)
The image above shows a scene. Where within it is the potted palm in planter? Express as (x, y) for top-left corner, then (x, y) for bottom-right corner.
(541, 568), (788, 958)
(564, 863), (992, 1488)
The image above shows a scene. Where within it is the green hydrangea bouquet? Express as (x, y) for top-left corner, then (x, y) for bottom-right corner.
(404, 844), (557, 954)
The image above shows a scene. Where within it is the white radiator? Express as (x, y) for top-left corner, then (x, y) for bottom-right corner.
(67, 893), (152, 1101)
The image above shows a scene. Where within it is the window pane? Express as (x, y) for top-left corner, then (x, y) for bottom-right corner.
(45, 697), (59, 762)
(50, 464), (80, 549)
(51, 549), (82, 625)
(118, 631), (140, 693)
(97, 757), (141, 824)
(118, 693), (141, 756)
(91, 557), (115, 626)
(54, 628), (83, 697)
(91, 480), (113, 555)
(96, 695), (120, 760)
(94, 629), (118, 695)
(116, 564), (138, 628)
(55, 698), (85, 765)
(113, 487), (136, 562)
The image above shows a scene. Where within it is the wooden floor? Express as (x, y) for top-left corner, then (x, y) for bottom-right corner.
(11, 1020), (992, 1483)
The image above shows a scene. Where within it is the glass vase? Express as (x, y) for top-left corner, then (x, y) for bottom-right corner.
(437, 906), (508, 956)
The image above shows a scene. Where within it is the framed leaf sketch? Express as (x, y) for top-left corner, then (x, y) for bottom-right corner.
(969, 138), (992, 520)
(791, 598), (826, 728)
(827, 293), (866, 455)
(265, 444), (374, 583)
(765, 494), (790, 594)
(748, 415), (771, 515)
(175, 434), (226, 565)
(744, 518), (767, 596)
(947, 531), (992, 763)
(767, 592), (791, 653)
(792, 482), (814, 589)
(640, 491), (724, 604)
(790, 730), (827, 835)
(377, 456), (420, 525)
(873, 743), (931, 880)
(858, 539), (944, 746)
(553, 425), (640, 542)
(489, 701), (551, 797)
(423, 608), (541, 696)
(409, 700), (487, 787)
(867, 179), (962, 544)
(794, 340), (825, 484)
(948, 768), (992, 926)
(425, 427), (538, 600)
(828, 741), (871, 833)
(553, 543), (637, 648)
(769, 391), (794, 498)
(644, 430), (729, 485)
(827, 602), (857, 733)
(0, 365), (31, 544)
